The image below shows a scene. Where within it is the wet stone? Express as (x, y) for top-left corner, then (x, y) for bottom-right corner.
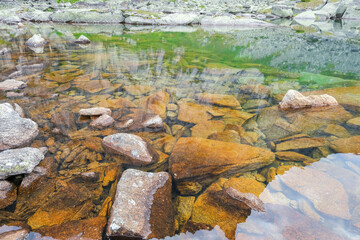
(279, 90), (338, 110)
(107, 169), (174, 239)
(322, 124), (351, 138)
(195, 93), (240, 108)
(0, 79), (27, 91)
(102, 133), (159, 166)
(174, 196), (195, 231)
(74, 35), (91, 44)
(280, 167), (351, 220)
(330, 135), (360, 154)
(0, 228), (29, 240)
(0, 180), (17, 209)
(0, 147), (44, 179)
(239, 84), (270, 99)
(191, 120), (225, 139)
(79, 107), (111, 116)
(276, 137), (326, 151)
(276, 151), (314, 162)
(242, 99), (270, 110)
(25, 34), (46, 48)
(138, 90), (170, 119)
(35, 217), (106, 240)
(347, 117), (360, 129)
(170, 137), (274, 184)
(90, 114), (115, 129)
(123, 85), (155, 96)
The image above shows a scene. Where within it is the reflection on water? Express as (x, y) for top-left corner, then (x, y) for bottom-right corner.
(0, 23), (359, 239)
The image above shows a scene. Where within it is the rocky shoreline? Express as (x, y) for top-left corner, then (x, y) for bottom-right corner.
(0, 0), (359, 26)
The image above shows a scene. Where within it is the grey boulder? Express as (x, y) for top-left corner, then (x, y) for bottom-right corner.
(0, 147), (45, 179)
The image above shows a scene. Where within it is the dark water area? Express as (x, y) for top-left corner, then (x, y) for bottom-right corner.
(0, 22), (359, 239)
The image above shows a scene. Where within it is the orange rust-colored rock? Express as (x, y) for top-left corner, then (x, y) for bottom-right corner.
(35, 217), (107, 240)
(191, 120), (225, 139)
(276, 151), (314, 162)
(276, 137), (325, 151)
(123, 85), (155, 96)
(195, 93), (240, 107)
(138, 90), (170, 119)
(330, 135), (360, 154)
(170, 137), (274, 184)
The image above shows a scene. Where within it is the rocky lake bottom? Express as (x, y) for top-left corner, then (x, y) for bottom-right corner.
(0, 22), (359, 239)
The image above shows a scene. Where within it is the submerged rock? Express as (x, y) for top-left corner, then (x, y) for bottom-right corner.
(107, 169), (174, 239)
(276, 137), (325, 151)
(279, 90), (338, 110)
(0, 147), (45, 179)
(0, 180), (17, 209)
(330, 135), (360, 154)
(34, 217), (106, 240)
(25, 34), (46, 48)
(280, 167), (351, 220)
(102, 133), (159, 166)
(0, 79), (27, 91)
(0, 103), (39, 151)
(170, 137), (274, 184)
(79, 107), (111, 116)
(195, 93), (240, 107)
(347, 117), (360, 129)
(74, 35), (90, 44)
(90, 114), (114, 129)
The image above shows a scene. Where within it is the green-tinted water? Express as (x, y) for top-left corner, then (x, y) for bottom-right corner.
(0, 23), (359, 239)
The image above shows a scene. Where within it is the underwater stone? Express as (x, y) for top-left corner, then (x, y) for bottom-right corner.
(90, 114), (114, 129)
(0, 147), (44, 179)
(0, 180), (17, 209)
(195, 93), (240, 107)
(170, 137), (274, 184)
(107, 169), (173, 239)
(79, 107), (111, 116)
(102, 133), (159, 166)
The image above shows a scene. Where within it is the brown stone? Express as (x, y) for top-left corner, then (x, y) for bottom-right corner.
(323, 124), (351, 138)
(170, 137), (274, 184)
(35, 217), (106, 240)
(138, 90), (170, 119)
(239, 85), (270, 98)
(75, 79), (120, 93)
(208, 130), (241, 143)
(284, 105), (353, 134)
(195, 93), (240, 107)
(102, 133), (159, 166)
(191, 120), (225, 139)
(347, 117), (360, 129)
(330, 135), (360, 154)
(98, 97), (136, 109)
(280, 167), (351, 219)
(79, 107), (111, 116)
(176, 181), (203, 195)
(90, 114), (115, 129)
(83, 137), (103, 152)
(174, 196), (196, 231)
(123, 85), (155, 96)
(106, 169), (174, 239)
(191, 179), (248, 240)
(0, 180), (17, 209)
(0, 229), (29, 240)
(276, 137), (326, 151)
(177, 101), (212, 124)
(276, 151), (314, 162)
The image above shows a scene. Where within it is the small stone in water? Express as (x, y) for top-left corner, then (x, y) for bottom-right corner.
(74, 35), (91, 44)
(90, 114), (115, 129)
(279, 90), (338, 110)
(225, 187), (265, 212)
(0, 79), (27, 91)
(79, 107), (111, 116)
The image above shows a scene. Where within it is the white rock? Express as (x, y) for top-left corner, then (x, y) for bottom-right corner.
(157, 13), (199, 25)
(271, 6), (293, 18)
(279, 90), (338, 110)
(25, 34), (46, 48)
(0, 79), (27, 91)
(294, 11), (316, 26)
(200, 16), (274, 27)
(74, 35), (91, 44)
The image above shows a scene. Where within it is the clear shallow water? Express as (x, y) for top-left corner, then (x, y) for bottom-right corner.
(0, 23), (359, 239)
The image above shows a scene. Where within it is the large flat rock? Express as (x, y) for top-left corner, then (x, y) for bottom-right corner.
(330, 135), (360, 154)
(170, 137), (274, 183)
(107, 169), (173, 239)
(0, 147), (44, 179)
(0, 103), (39, 150)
